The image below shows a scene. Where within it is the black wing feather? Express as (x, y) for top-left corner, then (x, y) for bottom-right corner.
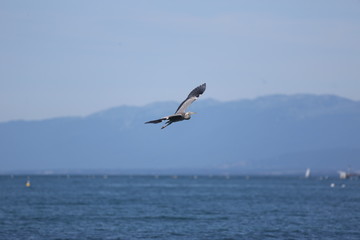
(145, 118), (165, 124)
(175, 83), (206, 113)
(187, 83), (206, 99)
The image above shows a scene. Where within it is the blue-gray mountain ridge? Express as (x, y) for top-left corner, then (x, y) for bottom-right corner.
(1, 94), (360, 174)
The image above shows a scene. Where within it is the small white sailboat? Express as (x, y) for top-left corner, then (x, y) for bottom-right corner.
(305, 168), (311, 178)
(338, 171), (347, 179)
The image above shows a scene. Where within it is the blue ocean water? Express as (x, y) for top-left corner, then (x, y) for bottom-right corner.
(1, 175), (359, 240)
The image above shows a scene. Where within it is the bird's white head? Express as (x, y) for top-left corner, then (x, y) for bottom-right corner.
(184, 112), (196, 119)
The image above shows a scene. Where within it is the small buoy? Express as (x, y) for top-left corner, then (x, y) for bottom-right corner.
(330, 183), (335, 188)
(26, 180), (31, 187)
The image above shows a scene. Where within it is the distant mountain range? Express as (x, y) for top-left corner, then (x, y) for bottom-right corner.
(1, 94), (360, 175)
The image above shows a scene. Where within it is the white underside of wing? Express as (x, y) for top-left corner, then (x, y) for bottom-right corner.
(175, 96), (198, 114)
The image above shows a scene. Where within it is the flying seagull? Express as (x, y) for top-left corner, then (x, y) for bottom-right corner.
(145, 83), (206, 129)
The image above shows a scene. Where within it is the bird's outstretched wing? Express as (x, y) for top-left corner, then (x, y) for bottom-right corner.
(145, 114), (183, 124)
(175, 83), (206, 114)
(145, 118), (165, 124)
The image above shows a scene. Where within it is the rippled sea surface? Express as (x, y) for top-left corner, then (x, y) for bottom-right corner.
(1, 175), (360, 240)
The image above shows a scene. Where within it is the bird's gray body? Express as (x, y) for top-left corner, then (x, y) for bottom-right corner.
(145, 83), (206, 129)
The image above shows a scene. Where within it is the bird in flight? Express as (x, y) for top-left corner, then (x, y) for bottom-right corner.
(145, 83), (206, 129)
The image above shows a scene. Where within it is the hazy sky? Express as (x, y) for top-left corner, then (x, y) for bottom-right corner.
(1, 0), (360, 122)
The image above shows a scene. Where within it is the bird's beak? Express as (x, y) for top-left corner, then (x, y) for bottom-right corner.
(191, 112), (197, 115)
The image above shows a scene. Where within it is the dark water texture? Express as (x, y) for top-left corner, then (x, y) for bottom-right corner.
(1, 175), (360, 240)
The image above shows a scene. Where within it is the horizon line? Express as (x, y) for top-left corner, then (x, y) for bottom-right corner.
(1, 93), (358, 123)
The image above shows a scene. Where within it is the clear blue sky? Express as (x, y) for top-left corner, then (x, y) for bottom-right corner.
(1, 0), (359, 122)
